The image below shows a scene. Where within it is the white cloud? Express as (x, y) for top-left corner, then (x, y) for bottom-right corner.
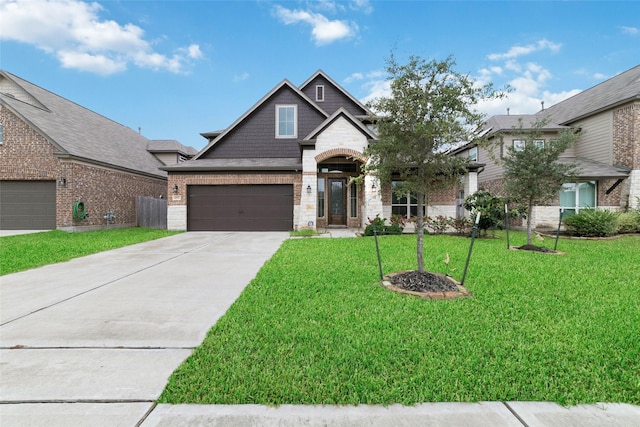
(350, 0), (373, 14)
(487, 39), (562, 61)
(620, 26), (639, 35)
(273, 5), (357, 45)
(233, 72), (250, 82)
(0, 0), (203, 75)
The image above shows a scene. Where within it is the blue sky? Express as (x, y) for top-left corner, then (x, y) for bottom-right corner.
(1, 0), (639, 150)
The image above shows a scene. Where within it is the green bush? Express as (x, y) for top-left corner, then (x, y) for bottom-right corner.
(364, 215), (404, 236)
(617, 211), (640, 234)
(563, 209), (619, 237)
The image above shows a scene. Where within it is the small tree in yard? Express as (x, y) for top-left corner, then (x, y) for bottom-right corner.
(365, 54), (506, 272)
(496, 119), (580, 246)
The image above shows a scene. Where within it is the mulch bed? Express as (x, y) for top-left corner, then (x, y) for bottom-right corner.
(382, 270), (472, 300)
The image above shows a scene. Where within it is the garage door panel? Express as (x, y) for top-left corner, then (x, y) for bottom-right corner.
(0, 181), (56, 230)
(187, 184), (293, 231)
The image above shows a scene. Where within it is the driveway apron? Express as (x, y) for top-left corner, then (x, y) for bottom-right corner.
(0, 232), (288, 426)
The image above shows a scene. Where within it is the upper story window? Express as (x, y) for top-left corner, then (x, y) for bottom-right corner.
(316, 85), (324, 102)
(513, 139), (525, 152)
(468, 146), (478, 161)
(276, 105), (297, 138)
(0, 124), (3, 144)
(534, 139), (545, 149)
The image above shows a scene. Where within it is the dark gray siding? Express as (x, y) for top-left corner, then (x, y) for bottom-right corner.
(301, 75), (368, 117)
(201, 87), (326, 160)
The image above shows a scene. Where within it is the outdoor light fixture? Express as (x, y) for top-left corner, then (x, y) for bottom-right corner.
(173, 184), (179, 193)
(372, 182), (377, 190)
(307, 184), (312, 194)
(58, 178), (66, 187)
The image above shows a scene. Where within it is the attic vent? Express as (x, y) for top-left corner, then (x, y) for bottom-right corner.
(316, 85), (324, 102)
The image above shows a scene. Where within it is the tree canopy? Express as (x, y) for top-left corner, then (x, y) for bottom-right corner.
(497, 119), (580, 245)
(365, 53), (507, 272)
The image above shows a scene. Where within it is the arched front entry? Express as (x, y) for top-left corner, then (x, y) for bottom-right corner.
(315, 155), (363, 228)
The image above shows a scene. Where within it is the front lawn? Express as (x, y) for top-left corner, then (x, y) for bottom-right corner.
(160, 232), (640, 406)
(0, 228), (180, 275)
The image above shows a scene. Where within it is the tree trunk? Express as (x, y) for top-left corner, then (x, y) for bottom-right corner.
(526, 199), (534, 245)
(416, 193), (425, 272)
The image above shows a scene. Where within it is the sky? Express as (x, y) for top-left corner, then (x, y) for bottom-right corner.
(1, 0), (639, 151)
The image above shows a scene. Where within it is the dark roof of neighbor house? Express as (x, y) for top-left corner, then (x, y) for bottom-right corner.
(558, 157), (631, 179)
(148, 140), (198, 157)
(539, 64), (640, 125)
(0, 70), (166, 179)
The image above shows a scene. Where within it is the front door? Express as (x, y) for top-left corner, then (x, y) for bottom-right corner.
(328, 178), (347, 225)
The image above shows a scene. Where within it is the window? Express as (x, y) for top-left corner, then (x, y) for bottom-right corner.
(316, 85), (324, 102)
(350, 182), (357, 218)
(391, 181), (425, 219)
(534, 139), (545, 149)
(560, 181), (596, 215)
(513, 139), (525, 152)
(468, 146), (478, 161)
(0, 124), (3, 144)
(276, 105), (297, 138)
(317, 178), (325, 217)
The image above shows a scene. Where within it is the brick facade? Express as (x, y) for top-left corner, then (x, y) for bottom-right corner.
(1, 106), (166, 230)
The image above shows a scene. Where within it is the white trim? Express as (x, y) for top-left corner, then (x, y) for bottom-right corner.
(275, 104), (297, 139)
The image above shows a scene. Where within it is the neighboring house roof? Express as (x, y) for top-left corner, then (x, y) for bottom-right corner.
(0, 70), (166, 178)
(148, 139), (198, 157)
(558, 157), (631, 179)
(540, 64), (640, 124)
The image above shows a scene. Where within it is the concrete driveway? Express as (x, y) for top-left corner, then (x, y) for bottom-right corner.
(0, 232), (288, 426)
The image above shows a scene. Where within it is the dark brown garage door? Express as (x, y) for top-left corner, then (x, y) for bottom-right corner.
(187, 185), (293, 231)
(0, 181), (56, 230)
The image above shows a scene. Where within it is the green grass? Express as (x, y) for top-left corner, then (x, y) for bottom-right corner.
(0, 228), (181, 275)
(160, 231), (640, 406)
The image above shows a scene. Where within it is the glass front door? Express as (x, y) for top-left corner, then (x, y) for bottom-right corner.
(328, 178), (346, 225)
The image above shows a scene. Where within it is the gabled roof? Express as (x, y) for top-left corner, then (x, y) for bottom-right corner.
(299, 70), (373, 117)
(483, 114), (569, 136)
(148, 139), (198, 156)
(194, 79), (328, 159)
(302, 107), (377, 144)
(0, 70), (165, 178)
(539, 64), (640, 124)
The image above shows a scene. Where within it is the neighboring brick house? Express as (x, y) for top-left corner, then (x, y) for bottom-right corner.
(0, 70), (175, 231)
(452, 64), (639, 228)
(164, 70), (466, 231)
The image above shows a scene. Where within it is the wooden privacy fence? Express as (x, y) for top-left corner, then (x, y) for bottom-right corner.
(136, 196), (167, 229)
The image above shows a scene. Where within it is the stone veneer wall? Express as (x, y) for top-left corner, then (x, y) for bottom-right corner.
(0, 106), (167, 230)
(167, 172), (302, 231)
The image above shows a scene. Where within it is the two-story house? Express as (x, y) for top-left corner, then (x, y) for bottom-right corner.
(452, 64), (639, 228)
(164, 70), (467, 232)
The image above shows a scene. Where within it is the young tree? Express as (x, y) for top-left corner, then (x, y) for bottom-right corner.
(365, 54), (506, 272)
(498, 119), (580, 245)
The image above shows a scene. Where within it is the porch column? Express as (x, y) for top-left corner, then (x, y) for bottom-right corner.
(362, 174), (383, 228)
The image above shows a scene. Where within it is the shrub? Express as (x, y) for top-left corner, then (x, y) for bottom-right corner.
(425, 215), (454, 234)
(451, 216), (471, 235)
(364, 215), (404, 236)
(563, 209), (619, 237)
(616, 211), (640, 234)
